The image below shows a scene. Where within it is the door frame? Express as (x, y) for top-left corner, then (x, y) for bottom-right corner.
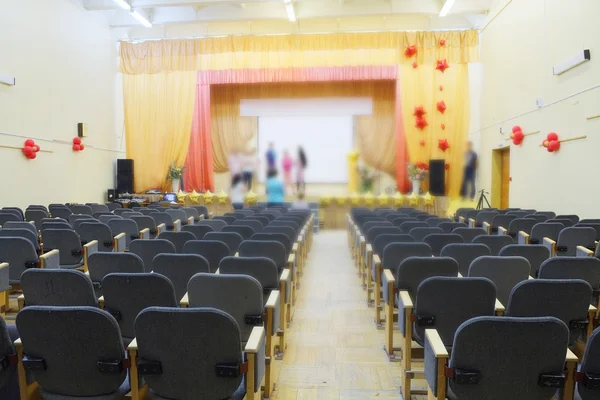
(491, 146), (510, 208)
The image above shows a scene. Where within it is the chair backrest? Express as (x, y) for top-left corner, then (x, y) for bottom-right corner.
(0, 237), (38, 283)
(3, 221), (37, 235)
(16, 306), (126, 397)
(468, 256), (531, 305)
(105, 203), (122, 211)
(361, 220), (392, 233)
(534, 211), (556, 219)
(157, 231), (197, 253)
(381, 242), (433, 276)
(372, 234), (415, 256)
(243, 216), (270, 228)
(182, 240), (231, 273)
(151, 213), (175, 230)
(107, 218), (140, 248)
(152, 254), (210, 301)
(41, 220), (72, 231)
(180, 224), (213, 240)
(556, 214), (580, 224)
(498, 244), (550, 278)
(213, 216), (236, 225)
(548, 218), (574, 227)
(222, 225), (256, 240)
(556, 227), (597, 256)
(506, 218), (538, 237)
(413, 277), (496, 346)
(166, 209), (188, 225)
(576, 223), (600, 241)
(181, 207), (200, 221)
(239, 240), (287, 270)
(102, 273), (177, 340)
(396, 257), (459, 293)
(0, 228), (39, 250)
(397, 207), (416, 214)
(269, 220), (300, 234)
(454, 208), (473, 221)
(188, 274), (263, 343)
(475, 211), (499, 226)
(128, 239), (176, 272)
(399, 221), (429, 234)
(391, 217), (418, 228)
(465, 210), (482, 220)
(578, 327), (600, 400)
(506, 210), (530, 218)
(524, 214), (548, 223)
(70, 204), (93, 215)
(529, 222), (565, 244)
(440, 243), (492, 276)
(263, 226), (297, 243)
(89, 204), (110, 214)
(21, 269), (97, 307)
(426, 218), (452, 227)
(365, 226), (401, 243)
(236, 209), (255, 217)
(98, 215), (121, 224)
(233, 219), (263, 233)
(438, 222), (467, 233)
(227, 212), (248, 220)
(190, 205), (209, 219)
(134, 307), (247, 399)
(113, 208), (130, 216)
(442, 316), (569, 400)
(452, 227), (488, 243)
(50, 207), (72, 220)
(24, 209), (48, 230)
(88, 252), (144, 285)
(77, 222), (114, 252)
(139, 208), (159, 215)
(423, 233), (464, 256)
(538, 257), (600, 291)
(252, 233), (292, 254)
(2, 207), (24, 220)
(204, 232), (244, 254)
(0, 213), (21, 225)
(197, 219), (227, 232)
(130, 216), (159, 239)
(219, 256), (279, 291)
(491, 214), (517, 230)
(472, 234), (514, 256)
(0, 315), (17, 394)
(409, 227), (444, 242)
(41, 229), (83, 266)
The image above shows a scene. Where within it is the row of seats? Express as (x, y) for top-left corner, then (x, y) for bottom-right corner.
(0, 202), (315, 399)
(347, 206), (600, 400)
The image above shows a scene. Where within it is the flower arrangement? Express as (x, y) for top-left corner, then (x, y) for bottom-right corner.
(358, 164), (377, 193)
(167, 162), (185, 181)
(408, 161), (429, 181)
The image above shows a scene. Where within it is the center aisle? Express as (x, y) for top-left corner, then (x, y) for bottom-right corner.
(270, 230), (416, 399)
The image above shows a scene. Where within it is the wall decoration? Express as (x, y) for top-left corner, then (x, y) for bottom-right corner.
(437, 101), (447, 114)
(441, 124), (446, 130)
(22, 139), (40, 160)
(413, 106), (427, 118)
(438, 138), (450, 152)
(412, 62), (418, 69)
(72, 137), (85, 152)
(439, 39), (446, 46)
(540, 131), (586, 152)
(405, 45), (417, 58)
(416, 117), (428, 130)
(419, 139), (426, 147)
(436, 59), (450, 73)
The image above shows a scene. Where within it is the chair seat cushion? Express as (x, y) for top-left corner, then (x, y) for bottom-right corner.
(40, 374), (130, 400)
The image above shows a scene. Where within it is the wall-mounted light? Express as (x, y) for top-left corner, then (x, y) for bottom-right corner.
(284, 0), (296, 22)
(553, 50), (591, 75)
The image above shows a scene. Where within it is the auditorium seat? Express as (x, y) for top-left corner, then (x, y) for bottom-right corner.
(24, 208), (48, 230)
(438, 221), (467, 233)
(128, 239), (175, 273)
(77, 221), (126, 252)
(488, 214), (516, 234)
(499, 217), (537, 239)
(453, 227), (488, 243)
(49, 207), (72, 221)
(131, 215), (164, 239)
(107, 219), (149, 249)
(548, 218), (575, 227)
(105, 203), (122, 212)
(121, 211), (143, 219)
(157, 231), (196, 253)
(166, 208), (193, 226)
(233, 218), (264, 233)
(197, 219), (227, 232)
(409, 227), (444, 242)
(524, 214), (548, 222)
(41, 229), (97, 270)
(181, 206), (201, 223)
(0, 213), (21, 226)
(213, 215), (236, 225)
(472, 234), (514, 255)
(138, 208), (158, 215)
(424, 233), (464, 257)
(0, 229), (40, 253)
(498, 244), (550, 278)
(557, 214), (580, 224)
(1, 208), (24, 221)
(204, 232), (244, 254)
(69, 204), (93, 215)
(87, 252), (144, 295)
(468, 256), (530, 305)
(89, 204), (109, 214)
(577, 328), (600, 399)
(544, 226), (596, 257)
(391, 217), (418, 228)
(399, 221), (429, 234)
(0, 316), (19, 399)
(98, 214), (121, 224)
(441, 243), (491, 276)
(152, 254), (209, 301)
(367, 234), (414, 304)
(20, 269), (97, 308)
(183, 240), (231, 272)
(520, 222), (564, 245)
(222, 224), (255, 240)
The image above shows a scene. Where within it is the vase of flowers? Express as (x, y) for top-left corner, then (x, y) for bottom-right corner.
(167, 162), (184, 192)
(358, 164), (377, 193)
(407, 162), (429, 195)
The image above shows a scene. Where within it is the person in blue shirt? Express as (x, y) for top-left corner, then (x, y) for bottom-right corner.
(460, 141), (478, 201)
(266, 142), (277, 172)
(266, 168), (285, 206)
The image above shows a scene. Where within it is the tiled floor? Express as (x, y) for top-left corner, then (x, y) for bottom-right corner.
(269, 230), (426, 400)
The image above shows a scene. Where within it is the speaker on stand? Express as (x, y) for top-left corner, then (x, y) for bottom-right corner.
(429, 159), (446, 196)
(117, 159), (134, 194)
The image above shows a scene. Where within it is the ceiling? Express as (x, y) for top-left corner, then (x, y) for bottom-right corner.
(79, 0), (495, 40)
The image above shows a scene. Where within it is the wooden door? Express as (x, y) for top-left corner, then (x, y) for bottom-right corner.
(500, 148), (510, 209)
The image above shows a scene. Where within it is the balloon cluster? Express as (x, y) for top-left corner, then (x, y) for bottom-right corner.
(22, 139), (40, 160)
(542, 132), (560, 152)
(72, 137), (85, 152)
(511, 126), (525, 145)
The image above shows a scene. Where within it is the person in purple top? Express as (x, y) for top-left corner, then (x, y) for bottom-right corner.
(266, 142), (277, 172)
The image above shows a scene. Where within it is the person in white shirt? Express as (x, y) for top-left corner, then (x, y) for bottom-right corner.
(230, 174), (247, 210)
(291, 191), (309, 210)
(228, 147), (243, 185)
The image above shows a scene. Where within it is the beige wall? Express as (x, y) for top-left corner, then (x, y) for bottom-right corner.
(0, 0), (119, 210)
(475, 0), (600, 217)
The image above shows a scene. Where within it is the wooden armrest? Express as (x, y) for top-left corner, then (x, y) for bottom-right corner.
(84, 240), (98, 250)
(287, 253), (295, 266)
(292, 243), (299, 252)
(495, 299), (505, 314)
(127, 338), (138, 351)
(17, 294), (25, 311)
(468, 218), (475, 227)
(265, 290), (279, 308)
(0, 262), (8, 270)
(39, 249), (59, 261)
(457, 272), (463, 277)
(244, 326), (265, 353)
(577, 245), (594, 257)
(458, 216), (465, 223)
(187, 216), (194, 225)
(373, 254), (381, 266)
(39, 248), (60, 269)
(157, 223), (166, 234)
(14, 337), (22, 348)
(180, 292), (189, 308)
(280, 268), (290, 282)
(139, 228), (150, 239)
(366, 243), (373, 252)
(114, 233), (126, 240)
(234, 252), (239, 257)
(518, 231), (530, 244)
(543, 237), (556, 246)
(483, 221), (491, 234)
(498, 226), (507, 235)
(566, 348), (578, 363)
(589, 304), (597, 313)
(398, 290), (413, 309)
(382, 269), (395, 285)
(359, 236), (365, 244)
(528, 276), (534, 280)
(209, 212), (213, 218)
(98, 295), (105, 308)
(174, 219), (182, 231)
(425, 329), (449, 358)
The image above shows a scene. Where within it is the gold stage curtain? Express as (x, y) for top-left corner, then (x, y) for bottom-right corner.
(123, 71), (197, 192)
(119, 31), (479, 74)
(210, 81), (396, 175)
(399, 63), (470, 198)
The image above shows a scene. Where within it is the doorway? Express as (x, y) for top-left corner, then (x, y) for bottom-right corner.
(491, 147), (510, 208)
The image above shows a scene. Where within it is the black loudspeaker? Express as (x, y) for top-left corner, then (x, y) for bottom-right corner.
(117, 159), (134, 194)
(107, 189), (117, 202)
(429, 159), (446, 196)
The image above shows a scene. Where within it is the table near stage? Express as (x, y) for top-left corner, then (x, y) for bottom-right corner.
(173, 190), (448, 230)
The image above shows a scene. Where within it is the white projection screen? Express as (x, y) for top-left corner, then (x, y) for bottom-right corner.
(257, 115), (354, 183)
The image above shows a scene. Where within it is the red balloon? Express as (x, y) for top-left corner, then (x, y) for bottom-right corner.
(27, 152), (37, 159)
(439, 39), (446, 46)
(25, 139), (35, 147)
(547, 146), (555, 153)
(445, 163), (450, 170)
(73, 144), (81, 151)
(514, 131), (524, 141)
(439, 85), (444, 91)
(33, 144), (40, 152)
(23, 146), (34, 155)
(73, 137), (82, 145)
(79, 144), (85, 151)
(441, 124), (446, 130)
(512, 126), (521, 133)
(542, 140), (549, 148)
(512, 138), (522, 146)
(412, 62), (418, 69)
(547, 132), (558, 141)
(548, 140), (560, 151)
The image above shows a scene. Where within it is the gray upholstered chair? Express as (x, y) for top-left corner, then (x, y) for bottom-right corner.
(538, 257), (600, 309)
(506, 279), (594, 345)
(544, 226), (597, 257)
(190, 205), (209, 219)
(453, 227), (488, 243)
(502, 217), (537, 238)
(520, 222), (565, 245)
(113, 208), (130, 216)
(152, 254), (210, 301)
(0, 315), (19, 399)
(423, 233), (464, 256)
(130, 215), (164, 239)
(468, 256), (530, 305)
(391, 217), (417, 228)
(440, 243), (491, 276)
(121, 211), (143, 220)
(409, 227), (444, 242)
(235, 209), (255, 217)
(131, 307), (265, 400)
(399, 221), (429, 234)
(181, 223), (214, 240)
(157, 231), (196, 253)
(391, 276), (496, 399)
(507, 210), (530, 218)
(425, 316), (572, 400)
(239, 240), (288, 271)
(41, 221), (72, 231)
(77, 221), (126, 252)
(368, 234), (415, 295)
(41, 229), (97, 270)
(0, 213), (21, 225)
(454, 207), (473, 222)
(0, 229), (39, 252)
(577, 327), (600, 400)
(0, 237), (59, 287)
(438, 222), (467, 233)
(524, 214), (548, 223)
(472, 234), (514, 255)
(105, 203), (122, 211)
(139, 208), (159, 215)
(128, 239), (176, 272)
(263, 226), (297, 244)
(89, 204), (109, 214)
(222, 225), (256, 240)
(499, 244), (550, 278)
(556, 214), (580, 224)
(182, 240), (231, 273)
(151, 212), (179, 232)
(16, 306), (129, 399)
(2, 208), (23, 220)
(244, 216), (271, 227)
(108, 219), (149, 249)
(50, 207), (72, 220)
(87, 252), (144, 295)
(213, 216), (236, 225)
(489, 214), (517, 234)
(473, 210), (499, 230)
(197, 219), (227, 232)
(98, 215), (121, 224)
(3, 221), (38, 236)
(68, 214), (94, 228)
(20, 269), (97, 307)
(252, 233), (292, 255)
(576, 223), (600, 241)
(166, 209), (191, 226)
(70, 204), (93, 215)
(534, 211), (556, 219)
(181, 207), (200, 223)
(204, 232), (244, 254)
(101, 273), (177, 343)
(24, 209), (48, 230)
(233, 219), (264, 233)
